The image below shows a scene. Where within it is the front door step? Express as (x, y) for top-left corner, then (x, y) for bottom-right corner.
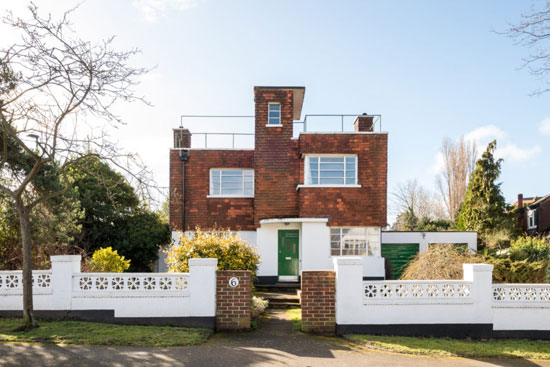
(256, 291), (300, 309)
(278, 275), (298, 282)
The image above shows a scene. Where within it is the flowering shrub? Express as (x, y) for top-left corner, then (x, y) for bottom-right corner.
(251, 296), (269, 318)
(166, 228), (260, 278)
(88, 247), (130, 272)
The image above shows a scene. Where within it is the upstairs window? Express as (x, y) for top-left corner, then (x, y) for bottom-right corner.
(527, 209), (537, 229)
(305, 155), (357, 185)
(330, 227), (380, 257)
(210, 169), (254, 197)
(268, 103), (281, 125)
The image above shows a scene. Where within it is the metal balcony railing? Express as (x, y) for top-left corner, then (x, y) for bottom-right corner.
(178, 113), (382, 149)
(294, 114), (382, 134)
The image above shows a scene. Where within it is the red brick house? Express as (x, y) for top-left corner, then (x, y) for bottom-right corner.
(168, 86), (388, 282)
(515, 194), (550, 238)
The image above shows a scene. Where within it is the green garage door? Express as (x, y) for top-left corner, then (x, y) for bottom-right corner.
(381, 243), (419, 280)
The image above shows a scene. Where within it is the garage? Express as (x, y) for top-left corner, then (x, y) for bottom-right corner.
(381, 243), (419, 280)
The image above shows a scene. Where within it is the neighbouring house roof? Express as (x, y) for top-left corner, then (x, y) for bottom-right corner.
(528, 195), (550, 209)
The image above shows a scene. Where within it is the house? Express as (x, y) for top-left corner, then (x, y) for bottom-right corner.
(166, 86), (477, 281)
(515, 193), (550, 238)
(168, 86), (387, 282)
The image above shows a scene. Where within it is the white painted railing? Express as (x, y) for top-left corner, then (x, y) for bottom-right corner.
(72, 273), (190, 296)
(363, 280), (473, 304)
(0, 270), (52, 294)
(492, 284), (550, 307)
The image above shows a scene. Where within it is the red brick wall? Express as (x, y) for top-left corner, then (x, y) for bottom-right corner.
(537, 199), (550, 235)
(297, 133), (388, 227)
(216, 270), (251, 331)
(301, 271), (336, 334)
(253, 88), (300, 225)
(169, 149), (255, 231)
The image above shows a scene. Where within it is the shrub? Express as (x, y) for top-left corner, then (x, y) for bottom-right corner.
(488, 258), (547, 283)
(509, 236), (550, 262)
(166, 228), (260, 278)
(251, 296), (269, 318)
(88, 247), (130, 272)
(400, 244), (483, 280)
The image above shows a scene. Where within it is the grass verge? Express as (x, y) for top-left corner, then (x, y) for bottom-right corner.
(0, 318), (211, 347)
(285, 308), (301, 331)
(347, 334), (550, 360)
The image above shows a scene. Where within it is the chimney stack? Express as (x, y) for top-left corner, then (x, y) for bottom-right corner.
(518, 193), (523, 208)
(354, 114), (374, 132)
(173, 128), (191, 148)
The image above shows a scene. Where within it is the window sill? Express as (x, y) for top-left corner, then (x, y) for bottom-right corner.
(296, 184), (361, 190)
(265, 124), (283, 127)
(207, 195), (254, 199)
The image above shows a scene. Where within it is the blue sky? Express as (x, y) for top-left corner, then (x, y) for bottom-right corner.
(2, 0), (549, 216)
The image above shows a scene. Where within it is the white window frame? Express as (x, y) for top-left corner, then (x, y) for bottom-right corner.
(301, 154), (359, 188)
(208, 169), (254, 198)
(527, 209), (537, 229)
(329, 227), (380, 257)
(267, 102), (282, 126)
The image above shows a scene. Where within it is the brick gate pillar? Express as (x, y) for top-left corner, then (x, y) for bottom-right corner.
(301, 270), (336, 334)
(216, 270), (251, 331)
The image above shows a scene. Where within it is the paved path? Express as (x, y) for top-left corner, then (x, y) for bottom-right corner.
(1, 310), (549, 366)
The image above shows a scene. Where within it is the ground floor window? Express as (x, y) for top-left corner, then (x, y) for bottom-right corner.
(330, 227), (380, 256)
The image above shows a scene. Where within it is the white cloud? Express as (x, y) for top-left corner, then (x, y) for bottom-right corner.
(429, 152), (445, 175)
(496, 144), (541, 163)
(429, 124), (540, 173)
(464, 125), (506, 146)
(540, 118), (550, 135)
(132, 0), (197, 23)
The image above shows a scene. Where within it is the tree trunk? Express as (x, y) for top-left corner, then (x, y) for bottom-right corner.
(15, 200), (36, 329)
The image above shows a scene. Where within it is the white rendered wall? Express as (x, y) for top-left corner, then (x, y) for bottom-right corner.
(381, 231), (478, 253)
(334, 258), (493, 326)
(0, 256), (218, 319)
(301, 222), (331, 271)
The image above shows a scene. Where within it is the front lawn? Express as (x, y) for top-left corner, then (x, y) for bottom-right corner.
(0, 318), (211, 347)
(347, 334), (550, 360)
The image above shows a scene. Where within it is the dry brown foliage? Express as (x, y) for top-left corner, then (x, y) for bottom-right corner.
(400, 244), (483, 280)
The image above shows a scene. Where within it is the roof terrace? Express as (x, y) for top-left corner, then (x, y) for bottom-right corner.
(175, 114), (383, 149)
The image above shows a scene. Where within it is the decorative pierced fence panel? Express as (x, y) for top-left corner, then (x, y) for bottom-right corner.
(72, 273), (190, 297)
(0, 271), (52, 294)
(493, 284), (550, 307)
(363, 280), (473, 305)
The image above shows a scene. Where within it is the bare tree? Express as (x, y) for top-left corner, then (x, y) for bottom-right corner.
(436, 137), (477, 222)
(504, 1), (550, 95)
(391, 179), (444, 226)
(0, 4), (151, 329)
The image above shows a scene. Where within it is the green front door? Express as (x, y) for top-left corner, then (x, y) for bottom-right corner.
(381, 243), (419, 280)
(278, 230), (299, 277)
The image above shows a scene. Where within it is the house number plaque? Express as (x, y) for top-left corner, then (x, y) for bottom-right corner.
(228, 277), (239, 288)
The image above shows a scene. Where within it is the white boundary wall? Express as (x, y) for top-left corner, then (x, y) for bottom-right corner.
(0, 255), (217, 319)
(334, 257), (550, 332)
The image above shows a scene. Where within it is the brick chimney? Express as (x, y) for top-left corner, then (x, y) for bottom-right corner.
(354, 114), (374, 132)
(518, 194), (523, 208)
(173, 128), (191, 148)
(516, 193), (526, 232)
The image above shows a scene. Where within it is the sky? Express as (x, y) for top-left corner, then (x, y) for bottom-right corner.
(1, 0), (549, 219)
